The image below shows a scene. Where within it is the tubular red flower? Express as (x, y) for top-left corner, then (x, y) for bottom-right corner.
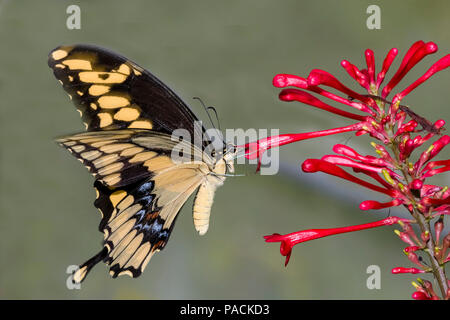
(435, 219), (443, 246)
(279, 88), (366, 121)
(360, 199), (403, 211)
(405, 251), (427, 269)
(268, 42), (450, 298)
(395, 230), (417, 247)
(273, 74), (375, 115)
(392, 267), (426, 274)
(321, 155), (401, 180)
(405, 246), (421, 252)
(412, 291), (431, 300)
(382, 41), (438, 99)
(408, 120), (446, 153)
(239, 123), (362, 163)
(393, 54), (450, 104)
(341, 60), (369, 89)
(421, 160), (450, 178)
(365, 49), (376, 86)
(264, 217), (400, 266)
(410, 179), (424, 190)
(332, 144), (393, 168)
(395, 120), (418, 137)
(302, 159), (397, 197)
(376, 48), (398, 89)
(307, 69), (377, 109)
(414, 135), (450, 172)
(422, 196), (450, 207)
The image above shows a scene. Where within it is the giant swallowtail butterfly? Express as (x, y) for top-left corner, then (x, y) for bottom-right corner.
(49, 44), (237, 283)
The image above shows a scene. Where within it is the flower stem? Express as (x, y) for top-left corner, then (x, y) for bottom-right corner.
(389, 135), (449, 298)
(413, 208), (449, 298)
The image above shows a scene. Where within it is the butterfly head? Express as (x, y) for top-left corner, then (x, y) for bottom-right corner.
(209, 143), (236, 176)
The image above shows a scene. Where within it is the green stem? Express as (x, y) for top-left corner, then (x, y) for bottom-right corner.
(389, 137), (448, 298)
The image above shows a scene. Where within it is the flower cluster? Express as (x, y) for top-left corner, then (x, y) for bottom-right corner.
(241, 41), (450, 299)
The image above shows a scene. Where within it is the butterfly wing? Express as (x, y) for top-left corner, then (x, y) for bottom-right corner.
(50, 44), (220, 282)
(48, 44), (206, 143)
(73, 167), (205, 283)
(57, 129), (206, 187)
(58, 130), (212, 282)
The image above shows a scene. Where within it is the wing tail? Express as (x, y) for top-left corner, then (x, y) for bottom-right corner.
(72, 247), (108, 284)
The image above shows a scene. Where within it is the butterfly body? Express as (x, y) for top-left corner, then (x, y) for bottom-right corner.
(49, 44), (236, 282)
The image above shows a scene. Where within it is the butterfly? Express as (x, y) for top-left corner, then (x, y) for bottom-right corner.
(48, 44), (237, 283)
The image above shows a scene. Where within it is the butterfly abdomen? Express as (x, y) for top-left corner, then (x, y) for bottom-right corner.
(193, 179), (222, 236)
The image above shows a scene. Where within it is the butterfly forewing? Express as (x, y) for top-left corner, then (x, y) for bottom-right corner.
(48, 44), (206, 143)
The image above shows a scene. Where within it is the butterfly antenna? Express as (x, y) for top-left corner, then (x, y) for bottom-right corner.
(207, 106), (221, 131)
(193, 97), (216, 130)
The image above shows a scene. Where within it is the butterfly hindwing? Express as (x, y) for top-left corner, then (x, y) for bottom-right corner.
(73, 164), (205, 282)
(48, 44), (205, 142)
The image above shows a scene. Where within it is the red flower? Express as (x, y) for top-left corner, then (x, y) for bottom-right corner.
(244, 41), (450, 299)
(264, 217), (400, 266)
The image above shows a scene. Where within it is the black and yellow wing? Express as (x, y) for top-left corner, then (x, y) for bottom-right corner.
(49, 44), (217, 283)
(48, 44), (206, 142)
(57, 130), (211, 282)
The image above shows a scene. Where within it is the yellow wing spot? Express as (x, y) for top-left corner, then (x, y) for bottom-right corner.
(91, 140), (115, 148)
(98, 162), (124, 176)
(143, 155), (173, 172)
(113, 107), (140, 121)
(117, 63), (131, 75)
(81, 150), (101, 161)
(62, 59), (92, 70)
(77, 90), (84, 96)
(102, 173), (122, 186)
(128, 120), (152, 129)
(118, 270), (134, 278)
(68, 94), (72, 100)
(51, 49), (68, 60)
(109, 205), (141, 233)
(109, 190), (127, 207)
(98, 96), (130, 109)
(58, 80), (63, 85)
(72, 266), (88, 284)
(93, 154), (119, 168)
(68, 75), (74, 82)
(120, 146), (144, 157)
(129, 151), (157, 163)
(117, 194), (135, 212)
(90, 103), (98, 110)
(100, 143), (135, 154)
(110, 230), (137, 259)
(124, 241), (151, 269)
(107, 218), (136, 244)
(115, 234), (143, 267)
(131, 64), (144, 76)
(79, 71), (127, 84)
(71, 145), (85, 153)
(55, 64), (65, 69)
(89, 85), (110, 96)
(98, 112), (113, 127)
(76, 109), (82, 116)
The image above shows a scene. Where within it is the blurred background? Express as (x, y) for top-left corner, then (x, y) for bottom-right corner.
(0, 0), (449, 299)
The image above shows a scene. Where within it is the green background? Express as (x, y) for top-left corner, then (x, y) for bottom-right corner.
(0, 0), (449, 299)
